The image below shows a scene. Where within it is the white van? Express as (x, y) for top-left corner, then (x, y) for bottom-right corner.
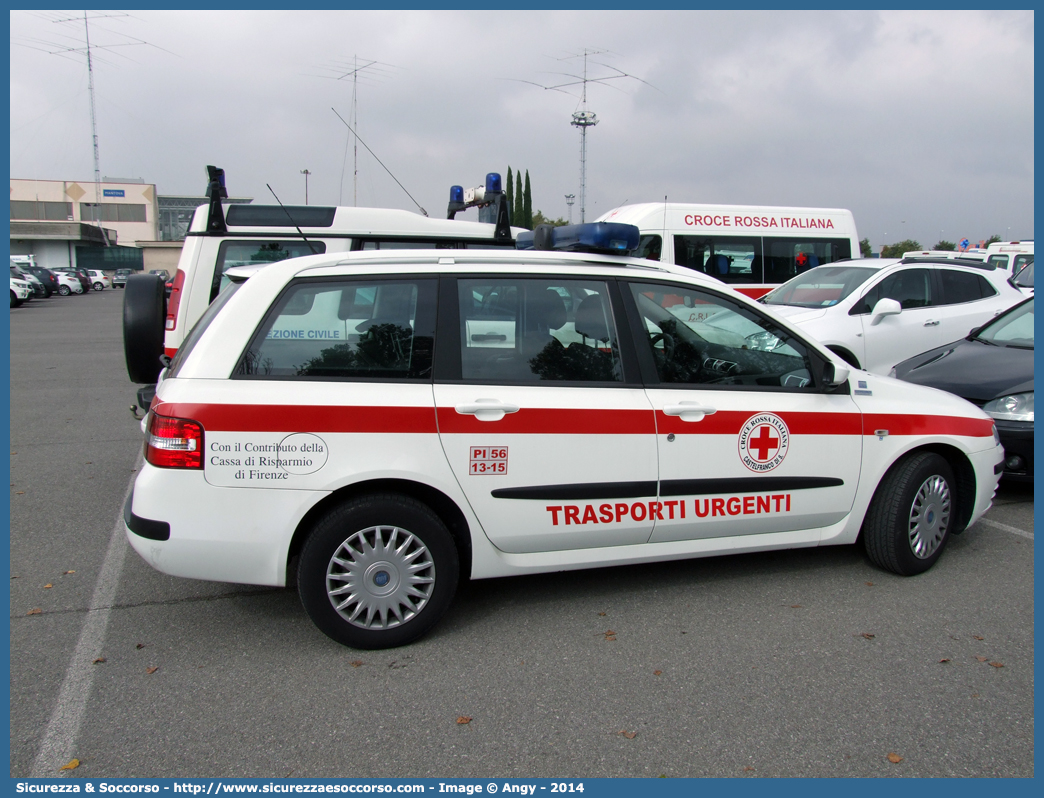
(596, 202), (860, 298)
(983, 240), (1033, 274)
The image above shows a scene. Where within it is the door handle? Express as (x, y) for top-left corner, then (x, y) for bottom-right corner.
(923, 320), (940, 327)
(455, 399), (520, 422)
(663, 402), (717, 422)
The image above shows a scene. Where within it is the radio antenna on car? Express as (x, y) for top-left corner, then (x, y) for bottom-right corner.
(266, 184), (322, 254)
(332, 107), (428, 217)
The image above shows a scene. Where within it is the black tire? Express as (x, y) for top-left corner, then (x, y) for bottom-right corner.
(298, 493), (459, 649)
(10, 291), (19, 308)
(863, 452), (956, 575)
(58, 285), (70, 297)
(123, 273), (167, 384)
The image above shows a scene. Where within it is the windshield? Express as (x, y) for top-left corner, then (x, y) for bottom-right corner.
(975, 299), (1033, 348)
(1014, 261), (1034, 288)
(761, 265), (878, 307)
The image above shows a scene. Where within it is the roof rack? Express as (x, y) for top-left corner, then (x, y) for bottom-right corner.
(899, 256), (996, 271)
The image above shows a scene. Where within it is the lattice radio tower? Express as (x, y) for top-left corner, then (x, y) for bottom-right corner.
(515, 49), (654, 223)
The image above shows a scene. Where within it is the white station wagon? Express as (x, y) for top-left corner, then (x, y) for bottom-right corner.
(124, 225), (1004, 649)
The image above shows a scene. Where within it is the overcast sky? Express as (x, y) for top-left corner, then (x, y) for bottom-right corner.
(10, 9), (1034, 249)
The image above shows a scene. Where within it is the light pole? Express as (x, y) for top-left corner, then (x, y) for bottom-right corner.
(300, 169), (311, 205)
(565, 194), (575, 224)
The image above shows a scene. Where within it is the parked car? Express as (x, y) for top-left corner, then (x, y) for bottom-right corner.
(54, 271), (85, 296)
(54, 267), (91, 294)
(759, 257), (1025, 374)
(112, 268), (134, 288)
(10, 275), (31, 307)
(87, 269), (112, 291)
(26, 266), (60, 296)
(10, 266), (48, 299)
(124, 226), (1003, 649)
(893, 297), (1033, 481)
(1011, 260), (1033, 295)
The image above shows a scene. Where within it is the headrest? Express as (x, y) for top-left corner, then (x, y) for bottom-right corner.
(574, 295), (610, 342)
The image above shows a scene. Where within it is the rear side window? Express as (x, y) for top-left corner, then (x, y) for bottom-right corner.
(212, 240), (327, 302)
(235, 278), (437, 381)
(987, 254), (1009, 270)
(457, 278), (623, 383)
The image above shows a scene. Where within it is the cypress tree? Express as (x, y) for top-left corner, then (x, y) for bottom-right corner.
(523, 170), (533, 230)
(515, 171), (524, 227)
(505, 167), (514, 223)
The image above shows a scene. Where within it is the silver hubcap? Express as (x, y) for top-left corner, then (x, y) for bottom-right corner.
(908, 475), (951, 559)
(326, 525), (435, 630)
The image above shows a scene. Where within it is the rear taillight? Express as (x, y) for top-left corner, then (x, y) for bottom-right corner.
(145, 412), (203, 469)
(165, 269), (187, 331)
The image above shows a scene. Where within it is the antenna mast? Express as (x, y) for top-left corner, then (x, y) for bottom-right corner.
(570, 50), (599, 223)
(81, 11), (108, 245)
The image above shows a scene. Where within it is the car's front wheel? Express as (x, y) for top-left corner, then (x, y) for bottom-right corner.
(11, 291), (20, 308)
(298, 494), (459, 649)
(863, 452), (955, 575)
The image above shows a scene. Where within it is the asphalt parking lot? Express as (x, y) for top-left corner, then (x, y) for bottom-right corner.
(9, 288), (1034, 778)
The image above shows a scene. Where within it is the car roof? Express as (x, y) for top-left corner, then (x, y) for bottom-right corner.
(223, 247), (731, 287)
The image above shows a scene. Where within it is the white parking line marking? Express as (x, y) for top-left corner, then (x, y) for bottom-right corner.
(30, 458), (140, 778)
(977, 517), (1034, 540)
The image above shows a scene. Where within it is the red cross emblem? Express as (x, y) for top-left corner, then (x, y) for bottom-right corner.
(748, 425), (780, 461)
(738, 413), (790, 472)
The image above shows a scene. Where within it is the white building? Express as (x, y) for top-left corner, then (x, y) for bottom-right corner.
(10, 177), (159, 271)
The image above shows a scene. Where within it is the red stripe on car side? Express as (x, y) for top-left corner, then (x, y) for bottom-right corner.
(150, 403), (993, 438)
(436, 407), (656, 435)
(654, 410), (863, 436)
(153, 403), (439, 434)
(863, 413), (994, 438)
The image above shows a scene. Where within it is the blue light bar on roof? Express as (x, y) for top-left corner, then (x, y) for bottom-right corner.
(449, 185), (464, 204)
(485, 173), (502, 193)
(516, 222), (641, 254)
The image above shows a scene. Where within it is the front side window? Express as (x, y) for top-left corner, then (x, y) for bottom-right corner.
(236, 278), (436, 380)
(628, 282), (814, 389)
(213, 240), (327, 301)
(457, 278), (622, 383)
(852, 268), (932, 314)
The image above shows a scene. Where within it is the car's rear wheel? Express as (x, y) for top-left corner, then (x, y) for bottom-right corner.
(863, 452), (955, 575)
(93, 282), (104, 291)
(58, 285), (70, 296)
(123, 273), (167, 384)
(298, 494), (459, 649)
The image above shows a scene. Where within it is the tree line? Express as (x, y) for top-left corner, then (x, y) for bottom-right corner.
(506, 166), (568, 230)
(860, 234), (1003, 258)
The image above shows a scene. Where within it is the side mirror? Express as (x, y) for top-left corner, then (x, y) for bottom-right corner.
(870, 297), (902, 326)
(967, 324), (984, 340)
(822, 359), (850, 387)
